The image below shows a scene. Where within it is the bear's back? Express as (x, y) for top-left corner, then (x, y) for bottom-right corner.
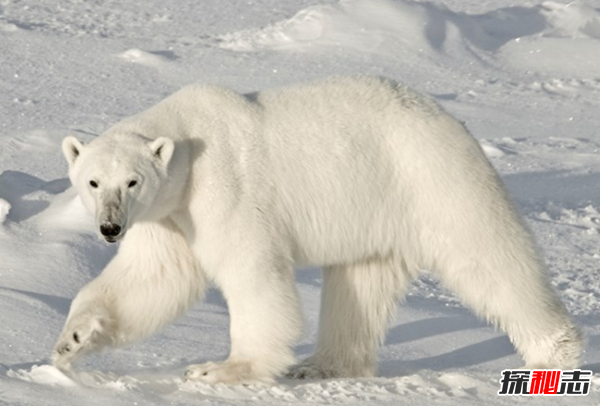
(251, 76), (439, 265)
(249, 76), (496, 266)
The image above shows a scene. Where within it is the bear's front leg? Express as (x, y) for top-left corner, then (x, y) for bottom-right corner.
(185, 250), (302, 385)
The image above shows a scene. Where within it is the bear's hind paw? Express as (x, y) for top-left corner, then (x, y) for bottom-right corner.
(185, 360), (270, 385)
(285, 363), (337, 380)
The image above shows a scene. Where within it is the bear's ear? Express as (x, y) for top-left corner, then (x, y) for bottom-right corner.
(149, 137), (175, 168)
(62, 136), (84, 167)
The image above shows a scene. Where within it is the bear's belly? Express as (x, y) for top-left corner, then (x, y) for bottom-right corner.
(270, 149), (403, 267)
(281, 193), (401, 268)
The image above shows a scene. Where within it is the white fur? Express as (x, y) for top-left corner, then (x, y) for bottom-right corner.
(53, 76), (582, 383)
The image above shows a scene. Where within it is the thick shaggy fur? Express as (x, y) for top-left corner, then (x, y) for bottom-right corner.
(53, 76), (582, 384)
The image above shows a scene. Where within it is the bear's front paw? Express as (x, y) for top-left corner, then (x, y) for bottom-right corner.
(52, 316), (113, 370)
(185, 360), (268, 385)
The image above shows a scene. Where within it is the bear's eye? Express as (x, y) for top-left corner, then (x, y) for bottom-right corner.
(89, 180), (99, 188)
(128, 180), (137, 188)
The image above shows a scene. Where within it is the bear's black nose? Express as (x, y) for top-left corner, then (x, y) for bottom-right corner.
(100, 223), (121, 237)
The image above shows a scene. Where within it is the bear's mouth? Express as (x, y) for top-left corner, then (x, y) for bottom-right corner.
(103, 233), (125, 243)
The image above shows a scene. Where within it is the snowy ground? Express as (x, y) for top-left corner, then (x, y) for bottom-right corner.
(1, 0), (600, 404)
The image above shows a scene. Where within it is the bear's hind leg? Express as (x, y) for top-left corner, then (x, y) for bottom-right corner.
(436, 251), (583, 369)
(287, 257), (411, 379)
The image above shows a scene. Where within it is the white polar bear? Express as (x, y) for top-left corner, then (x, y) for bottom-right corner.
(53, 76), (582, 384)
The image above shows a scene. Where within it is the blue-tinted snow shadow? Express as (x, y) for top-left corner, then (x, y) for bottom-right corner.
(0, 287), (71, 315)
(0, 170), (70, 223)
(383, 304), (517, 374)
(384, 315), (485, 345)
(423, 3), (546, 52)
(579, 334), (600, 373)
(379, 336), (515, 377)
(581, 361), (600, 373)
(295, 266), (322, 288)
(503, 170), (600, 211)
(204, 288), (227, 309)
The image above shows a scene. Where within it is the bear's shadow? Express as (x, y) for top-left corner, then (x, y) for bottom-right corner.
(0, 170), (70, 223)
(0, 286), (71, 316)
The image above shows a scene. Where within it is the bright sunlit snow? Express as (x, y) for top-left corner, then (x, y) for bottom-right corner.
(1, 0), (600, 404)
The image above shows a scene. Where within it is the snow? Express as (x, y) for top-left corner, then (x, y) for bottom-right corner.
(1, 0), (599, 404)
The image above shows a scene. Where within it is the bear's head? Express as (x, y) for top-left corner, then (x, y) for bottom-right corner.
(62, 134), (174, 243)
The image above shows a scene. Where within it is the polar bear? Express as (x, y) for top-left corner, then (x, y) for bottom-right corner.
(53, 76), (582, 384)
